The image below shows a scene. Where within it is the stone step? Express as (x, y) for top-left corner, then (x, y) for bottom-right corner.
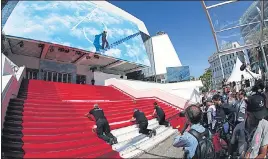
(138, 133), (184, 158)
(121, 127), (177, 158)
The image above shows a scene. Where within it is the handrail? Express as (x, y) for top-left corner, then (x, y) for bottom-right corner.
(2, 75), (13, 101)
(113, 78), (203, 87)
(115, 84), (189, 108)
(2, 53), (18, 76)
(113, 82), (189, 102)
(106, 78), (195, 109)
(110, 85), (184, 111)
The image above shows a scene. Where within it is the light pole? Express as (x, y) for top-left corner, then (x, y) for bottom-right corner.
(218, 54), (225, 79)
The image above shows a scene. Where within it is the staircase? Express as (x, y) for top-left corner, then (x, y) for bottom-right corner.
(112, 119), (177, 158)
(2, 79), (184, 158)
(2, 80), (29, 158)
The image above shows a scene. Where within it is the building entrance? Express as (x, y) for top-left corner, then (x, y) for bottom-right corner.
(43, 70), (72, 83)
(26, 68), (39, 80)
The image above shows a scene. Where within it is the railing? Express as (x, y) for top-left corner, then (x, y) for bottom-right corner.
(1, 53), (26, 127)
(2, 53), (19, 76)
(106, 78), (195, 110)
(111, 85), (184, 111)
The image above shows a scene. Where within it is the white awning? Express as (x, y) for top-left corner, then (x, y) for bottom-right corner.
(227, 57), (261, 82)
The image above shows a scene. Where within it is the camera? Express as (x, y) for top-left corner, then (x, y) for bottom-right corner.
(252, 79), (265, 93)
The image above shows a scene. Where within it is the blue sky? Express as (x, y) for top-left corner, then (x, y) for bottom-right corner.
(110, 1), (256, 77)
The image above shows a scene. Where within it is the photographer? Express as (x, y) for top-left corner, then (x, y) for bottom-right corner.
(173, 105), (214, 159)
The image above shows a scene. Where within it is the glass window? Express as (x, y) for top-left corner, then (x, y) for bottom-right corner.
(47, 72), (52, 81)
(62, 74), (67, 83)
(68, 74), (72, 83)
(52, 72), (57, 82)
(33, 72), (38, 79)
(58, 73), (62, 82)
(43, 71), (48, 81)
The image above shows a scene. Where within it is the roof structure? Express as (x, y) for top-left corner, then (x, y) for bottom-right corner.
(201, 0), (268, 55)
(4, 36), (145, 74)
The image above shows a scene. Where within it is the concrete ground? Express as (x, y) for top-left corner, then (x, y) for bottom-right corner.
(138, 133), (184, 159)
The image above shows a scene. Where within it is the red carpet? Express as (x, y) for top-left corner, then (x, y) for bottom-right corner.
(3, 79), (184, 158)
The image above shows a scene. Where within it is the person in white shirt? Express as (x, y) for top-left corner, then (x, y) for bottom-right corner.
(235, 89), (247, 125)
(206, 97), (216, 131)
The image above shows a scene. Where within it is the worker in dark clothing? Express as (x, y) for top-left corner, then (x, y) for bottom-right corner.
(130, 109), (156, 138)
(102, 31), (109, 49)
(212, 94), (230, 144)
(153, 102), (170, 127)
(85, 104), (117, 145)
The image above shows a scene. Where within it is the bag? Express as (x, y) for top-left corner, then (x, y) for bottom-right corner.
(188, 129), (215, 159)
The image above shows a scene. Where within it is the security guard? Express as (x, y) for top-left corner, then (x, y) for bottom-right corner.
(85, 104), (117, 145)
(153, 102), (170, 127)
(131, 109), (156, 137)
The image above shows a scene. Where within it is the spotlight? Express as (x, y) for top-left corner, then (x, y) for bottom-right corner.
(58, 48), (64, 52)
(38, 44), (44, 48)
(76, 51), (81, 55)
(94, 54), (99, 59)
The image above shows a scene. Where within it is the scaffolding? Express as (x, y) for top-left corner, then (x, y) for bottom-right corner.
(202, 0), (268, 72)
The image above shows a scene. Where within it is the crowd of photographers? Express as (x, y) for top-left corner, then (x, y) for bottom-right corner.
(174, 79), (268, 159)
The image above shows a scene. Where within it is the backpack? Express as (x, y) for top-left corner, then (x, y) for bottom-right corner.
(188, 129), (215, 159)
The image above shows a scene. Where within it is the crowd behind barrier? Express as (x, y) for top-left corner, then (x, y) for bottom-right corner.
(186, 78), (268, 159)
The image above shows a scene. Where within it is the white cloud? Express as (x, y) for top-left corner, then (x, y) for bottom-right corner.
(84, 27), (101, 36)
(48, 25), (57, 31)
(62, 42), (71, 47)
(70, 28), (84, 39)
(104, 48), (121, 58)
(3, 3), (53, 42)
(89, 47), (96, 52)
(91, 9), (122, 25)
(108, 28), (136, 39)
(123, 43), (142, 58)
(143, 58), (151, 66)
(60, 1), (94, 11)
(43, 14), (73, 28)
(31, 2), (59, 11)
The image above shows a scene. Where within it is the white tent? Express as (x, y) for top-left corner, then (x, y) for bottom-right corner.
(227, 57), (261, 83)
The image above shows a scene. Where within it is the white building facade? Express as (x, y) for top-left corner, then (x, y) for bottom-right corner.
(142, 33), (182, 83)
(209, 42), (246, 89)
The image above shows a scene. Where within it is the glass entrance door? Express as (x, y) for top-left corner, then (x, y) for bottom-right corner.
(43, 71), (72, 83)
(26, 68), (39, 80)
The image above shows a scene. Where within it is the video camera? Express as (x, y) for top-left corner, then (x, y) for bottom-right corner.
(179, 110), (186, 117)
(240, 63), (265, 93)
